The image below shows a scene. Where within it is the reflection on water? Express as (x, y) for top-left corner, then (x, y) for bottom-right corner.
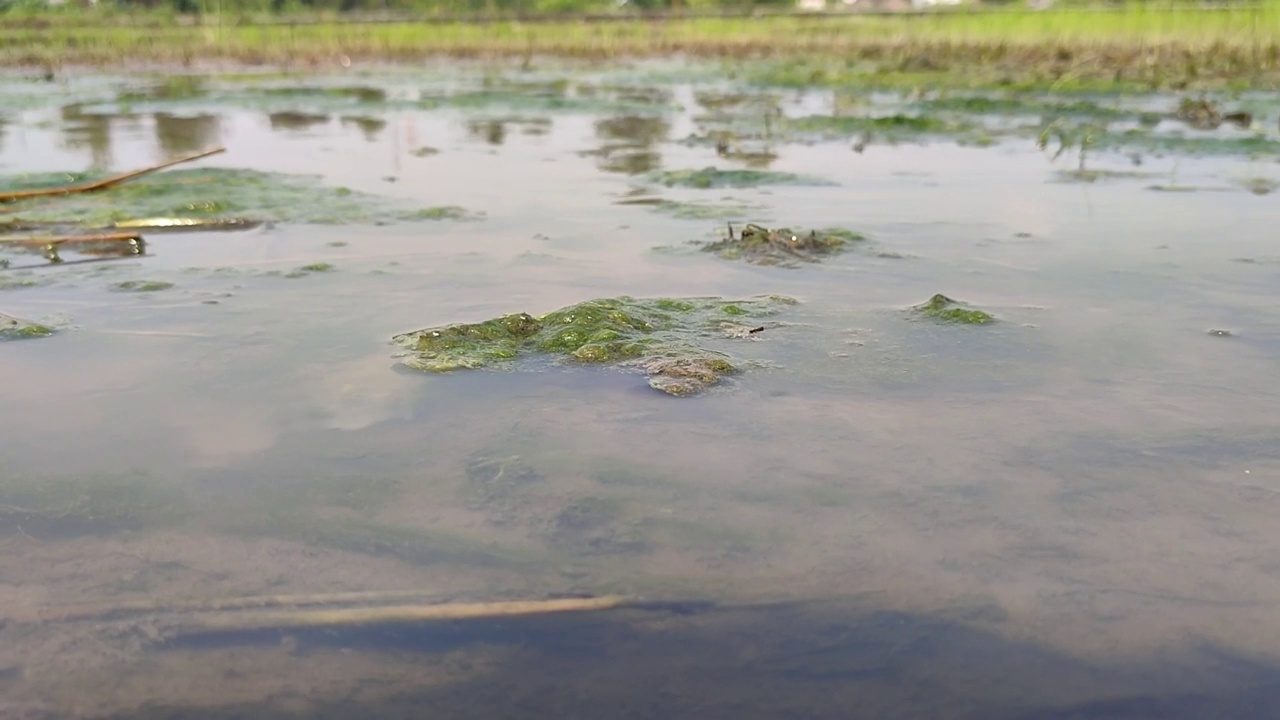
(340, 115), (387, 141)
(153, 112), (221, 157)
(268, 110), (331, 132)
(466, 118), (506, 145)
(593, 114), (669, 175)
(59, 104), (116, 169)
(1, 66), (1280, 718)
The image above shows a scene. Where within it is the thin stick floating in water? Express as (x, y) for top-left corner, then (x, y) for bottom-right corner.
(156, 595), (632, 639)
(35, 588), (458, 623)
(0, 147), (227, 203)
(0, 232), (143, 247)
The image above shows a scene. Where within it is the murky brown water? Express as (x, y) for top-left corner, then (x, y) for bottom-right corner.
(1, 63), (1279, 719)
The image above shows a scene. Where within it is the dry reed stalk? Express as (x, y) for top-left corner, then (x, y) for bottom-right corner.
(0, 232), (143, 247)
(0, 147), (226, 203)
(153, 595), (631, 637)
(35, 588), (461, 623)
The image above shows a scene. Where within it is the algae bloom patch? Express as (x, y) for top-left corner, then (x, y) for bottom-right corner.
(392, 295), (796, 396)
(911, 294), (996, 325)
(0, 312), (54, 340)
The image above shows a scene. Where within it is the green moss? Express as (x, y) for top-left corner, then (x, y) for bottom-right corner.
(112, 280), (174, 292)
(298, 262), (336, 272)
(912, 294), (996, 325)
(394, 295), (795, 396)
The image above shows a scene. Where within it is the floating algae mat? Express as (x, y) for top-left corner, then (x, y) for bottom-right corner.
(700, 224), (866, 267)
(650, 167), (833, 189)
(0, 312), (53, 340)
(0, 168), (472, 226)
(393, 295), (796, 397)
(911, 294), (996, 325)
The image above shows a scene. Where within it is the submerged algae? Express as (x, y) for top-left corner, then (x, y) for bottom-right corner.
(912, 294), (996, 325)
(651, 167), (832, 189)
(393, 295), (796, 396)
(0, 168), (478, 227)
(112, 280), (174, 292)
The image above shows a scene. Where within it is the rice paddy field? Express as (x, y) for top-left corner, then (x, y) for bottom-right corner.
(1, 10), (1280, 719)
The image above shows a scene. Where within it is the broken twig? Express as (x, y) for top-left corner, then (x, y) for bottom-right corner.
(0, 146), (227, 203)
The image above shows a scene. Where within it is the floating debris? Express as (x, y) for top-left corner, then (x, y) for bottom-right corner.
(393, 295), (797, 396)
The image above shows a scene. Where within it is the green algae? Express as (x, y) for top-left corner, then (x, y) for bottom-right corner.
(402, 205), (486, 221)
(0, 274), (44, 291)
(651, 167), (832, 189)
(283, 262), (337, 278)
(0, 168), (479, 226)
(912, 294), (996, 325)
(914, 94), (1139, 121)
(0, 470), (188, 539)
(111, 280), (174, 292)
(393, 295), (797, 396)
(787, 113), (971, 140)
(0, 311), (53, 339)
(700, 224), (866, 268)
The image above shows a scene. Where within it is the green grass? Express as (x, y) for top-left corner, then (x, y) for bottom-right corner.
(2, 5), (1278, 77)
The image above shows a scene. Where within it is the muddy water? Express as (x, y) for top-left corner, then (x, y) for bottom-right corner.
(1, 64), (1279, 719)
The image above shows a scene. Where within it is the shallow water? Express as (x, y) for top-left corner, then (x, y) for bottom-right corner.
(1, 62), (1279, 719)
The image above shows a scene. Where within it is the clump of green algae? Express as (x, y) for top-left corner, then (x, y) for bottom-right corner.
(0, 312), (54, 340)
(912, 294), (996, 325)
(701, 224), (865, 267)
(393, 295), (795, 396)
(112, 280), (174, 292)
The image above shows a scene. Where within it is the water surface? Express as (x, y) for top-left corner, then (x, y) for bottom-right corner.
(1, 63), (1279, 719)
